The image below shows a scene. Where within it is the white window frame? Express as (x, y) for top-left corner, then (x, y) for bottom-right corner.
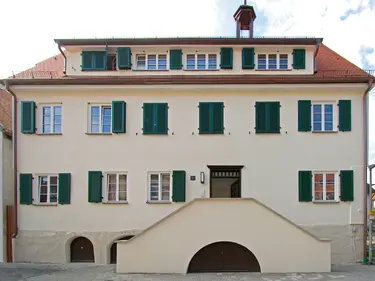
(312, 171), (339, 202)
(135, 53), (168, 70)
(256, 53), (289, 70)
(185, 53), (219, 70)
(103, 172), (128, 202)
(88, 104), (112, 134)
(35, 174), (59, 204)
(39, 104), (62, 134)
(311, 102), (337, 132)
(148, 172), (172, 202)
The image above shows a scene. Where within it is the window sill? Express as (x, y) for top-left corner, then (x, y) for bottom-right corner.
(142, 132), (168, 135)
(255, 69), (292, 71)
(312, 200), (340, 204)
(102, 201), (128, 204)
(183, 69), (220, 71)
(132, 69), (170, 72)
(312, 130), (338, 134)
(199, 132), (224, 135)
(85, 133), (112, 136)
(255, 131), (281, 134)
(32, 203), (58, 206)
(36, 133), (63, 136)
(146, 201), (172, 204)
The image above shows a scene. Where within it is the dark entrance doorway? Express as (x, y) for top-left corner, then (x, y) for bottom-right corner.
(208, 165), (243, 198)
(187, 241), (261, 273)
(70, 237), (94, 263)
(110, 235), (134, 264)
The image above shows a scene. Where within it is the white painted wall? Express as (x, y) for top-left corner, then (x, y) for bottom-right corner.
(65, 45), (315, 76)
(13, 84), (365, 234)
(117, 198), (331, 273)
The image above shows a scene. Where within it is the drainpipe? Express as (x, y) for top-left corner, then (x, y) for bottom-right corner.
(3, 81), (18, 238)
(313, 39), (322, 74)
(363, 78), (373, 261)
(58, 44), (67, 75)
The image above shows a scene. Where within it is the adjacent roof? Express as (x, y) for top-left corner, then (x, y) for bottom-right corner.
(0, 54), (64, 135)
(54, 37), (321, 46)
(1, 44), (374, 87)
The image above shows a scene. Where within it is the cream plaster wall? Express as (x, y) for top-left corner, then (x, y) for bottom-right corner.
(117, 199), (331, 273)
(65, 45), (315, 76)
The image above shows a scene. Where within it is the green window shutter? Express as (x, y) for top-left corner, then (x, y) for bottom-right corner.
(242, 48), (255, 69)
(172, 170), (186, 202)
(211, 102), (224, 134)
(82, 51), (93, 70)
(220, 48), (233, 69)
(58, 173), (71, 205)
(298, 171), (312, 202)
(293, 49), (306, 69)
(143, 103), (155, 134)
(88, 171), (102, 203)
(338, 100), (351, 132)
(20, 173), (33, 205)
(118, 47), (132, 70)
(94, 51), (106, 70)
(21, 101), (35, 134)
(255, 102), (266, 133)
(170, 49), (182, 70)
(199, 103), (210, 134)
(298, 100), (311, 132)
(112, 101), (126, 133)
(340, 170), (354, 201)
(155, 103), (168, 134)
(268, 102), (280, 133)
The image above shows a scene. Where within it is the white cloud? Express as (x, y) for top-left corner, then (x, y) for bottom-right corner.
(0, 0), (218, 78)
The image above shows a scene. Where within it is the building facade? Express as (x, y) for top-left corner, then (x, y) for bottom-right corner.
(1, 3), (375, 273)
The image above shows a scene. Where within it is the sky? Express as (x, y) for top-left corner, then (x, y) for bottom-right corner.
(1, 0), (375, 158)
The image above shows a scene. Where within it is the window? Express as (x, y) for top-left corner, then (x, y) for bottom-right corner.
(136, 54), (167, 70)
(105, 173), (127, 202)
(199, 102), (224, 134)
(38, 175), (58, 204)
(255, 101), (280, 134)
(148, 172), (171, 202)
(41, 105), (62, 134)
(89, 105), (112, 133)
(313, 172), (337, 201)
(186, 54), (218, 70)
(312, 103), (335, 132)
(257, 54), (289, 70)
(143, 103), (168, 135)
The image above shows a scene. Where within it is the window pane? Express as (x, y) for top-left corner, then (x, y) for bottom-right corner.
(43, 106), (51, 134)
(54, 106), (62, 115)
(102, 125), (111, 133)
(50, 176), (58, 185)
(257, 55), (267, 69)
(50, 194), (57, 203)
(107, 174), (117, 201)
(54, 115), (62, 125)
(313, 104), (321, 114)
(279, 54), (288, 69)
(313, 122), (321, 131)
(314, 173), (324, 200)
(43, 125), (51, 133)
(54, 124), (62, 134)
(324, 104), (333, 113)
(137, 55), (146, 69)
(91, 116), (100, 125)
(150, 174), (159, 201)
(118, 174), (127, 201)
(102, 107), (111, 133)
(325, 122), (333, 131)
(39, 176), (48, 203)
(91, 106), (100, 115)
(187, 54), (195, 70)
(208, 54), (217, 69)
(91, 124), (99, 133)
(161, 173), (170, 201)
(197, 54), (206, 70)
(43, 106), (51, 116)
(158, 55), (167, 70)
(268, 54), (277, 69)
(91, 106), (100, 133)
(148, 55), (157, 70)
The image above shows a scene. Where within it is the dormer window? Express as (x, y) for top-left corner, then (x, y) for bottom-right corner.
(136, 54), (168, 70)
(257, 54), (289, 70)
(186, 54), (218, 70)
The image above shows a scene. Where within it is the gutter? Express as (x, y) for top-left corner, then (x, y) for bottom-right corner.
(57, 44), (67, 75)
(363, 78), (373, 261)
(3, 81), (18, 238)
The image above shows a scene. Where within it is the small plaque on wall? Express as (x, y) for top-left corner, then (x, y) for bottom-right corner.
(190, 176), (196, 181)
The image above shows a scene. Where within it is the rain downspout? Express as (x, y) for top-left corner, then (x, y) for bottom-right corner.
(363, 78), (373, 261)
(4, 81), (18, 238)
(58, 44), (67, 75)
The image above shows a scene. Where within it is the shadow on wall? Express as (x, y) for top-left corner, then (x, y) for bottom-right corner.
(110, 236), (134, 264)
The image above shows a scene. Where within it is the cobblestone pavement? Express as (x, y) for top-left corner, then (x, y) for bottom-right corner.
(0, 263), (375, 281)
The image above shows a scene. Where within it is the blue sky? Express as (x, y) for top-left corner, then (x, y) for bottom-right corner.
(1, 0), (375, 158)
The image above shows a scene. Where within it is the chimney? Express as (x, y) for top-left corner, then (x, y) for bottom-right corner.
(233, 0), (257, 38)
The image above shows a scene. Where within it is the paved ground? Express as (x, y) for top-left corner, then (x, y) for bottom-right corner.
(0, 263), (375, 281)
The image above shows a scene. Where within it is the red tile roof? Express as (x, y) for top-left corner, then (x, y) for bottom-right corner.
(0, 54), (64, 135)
